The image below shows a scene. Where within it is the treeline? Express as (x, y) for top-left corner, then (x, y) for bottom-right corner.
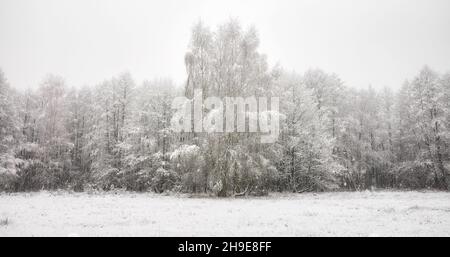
(0, 21), (449, 195)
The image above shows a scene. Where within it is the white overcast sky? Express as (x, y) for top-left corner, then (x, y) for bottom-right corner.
(1, 0), (449, 90)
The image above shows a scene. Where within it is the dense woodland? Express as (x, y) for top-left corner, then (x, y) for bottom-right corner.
(1, 21), (449, 195)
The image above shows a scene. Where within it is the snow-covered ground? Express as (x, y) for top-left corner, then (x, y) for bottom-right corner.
(0, 191), (449, 237)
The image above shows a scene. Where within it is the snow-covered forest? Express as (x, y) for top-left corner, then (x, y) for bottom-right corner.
(1, 20), (449, 196)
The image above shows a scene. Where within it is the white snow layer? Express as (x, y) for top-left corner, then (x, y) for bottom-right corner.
(0, 191), (449, 236)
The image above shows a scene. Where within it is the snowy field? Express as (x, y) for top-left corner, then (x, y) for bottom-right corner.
(0, 191), (449, 237)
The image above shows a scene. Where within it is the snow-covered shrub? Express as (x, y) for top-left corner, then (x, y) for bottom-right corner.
(121, 152), (168, 191)
(151, 167), (178, 193)
(229, 153), (261, 195)
(95, 168), (122, 191)
(0, 172), (17, 192)
(12, 160), (67, 191)
(256, 163), (281, 194)
(393, 162), (435, 189)
(170, 145), (205, 192)
(42, 161), (71, 189)
(14, 160), (46, 191)
(133, 169), (154, 191)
